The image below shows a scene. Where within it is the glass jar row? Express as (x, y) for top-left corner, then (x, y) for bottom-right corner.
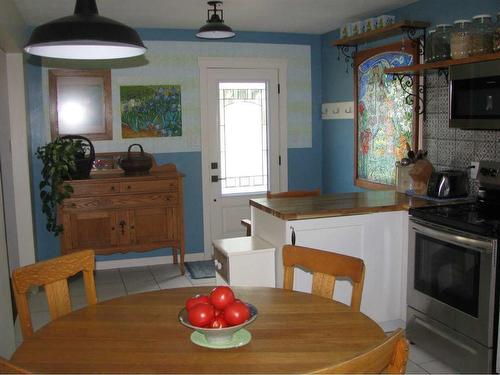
(425, 13), (500, 62)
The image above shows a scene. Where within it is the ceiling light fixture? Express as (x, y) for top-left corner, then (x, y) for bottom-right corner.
(196, 1), (235, 39)
(24, 0), (146, 60)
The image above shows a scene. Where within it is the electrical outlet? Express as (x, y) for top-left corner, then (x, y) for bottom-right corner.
(470, 161), (479, 179)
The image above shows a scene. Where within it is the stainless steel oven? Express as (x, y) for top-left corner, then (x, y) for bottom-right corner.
(407, 218), (498, 373)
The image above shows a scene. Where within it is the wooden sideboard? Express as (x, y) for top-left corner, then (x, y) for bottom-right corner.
(58, 163), (185, 274)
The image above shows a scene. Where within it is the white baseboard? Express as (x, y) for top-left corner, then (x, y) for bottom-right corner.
(95, 253), (207, 270)
(378, 319), (406, 333)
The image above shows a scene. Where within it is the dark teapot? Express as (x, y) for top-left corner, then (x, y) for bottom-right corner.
(118, 144), (153, 176)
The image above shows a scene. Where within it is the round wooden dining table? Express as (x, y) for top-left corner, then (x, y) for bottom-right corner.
(12, 287), (385, 374)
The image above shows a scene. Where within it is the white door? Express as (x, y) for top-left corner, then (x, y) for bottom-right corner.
(201, 62), (287, 252)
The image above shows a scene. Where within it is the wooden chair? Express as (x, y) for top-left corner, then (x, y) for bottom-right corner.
(0, 356), (30, 374)
(241, 189), (320, 236)
(313, 328), (409, 374)
(11, 250), (97, 339)
(282, 245), (365, 311)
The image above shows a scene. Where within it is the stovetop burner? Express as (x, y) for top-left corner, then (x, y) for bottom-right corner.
(409, 203), (500, 237)
(409, 161), (500, 238)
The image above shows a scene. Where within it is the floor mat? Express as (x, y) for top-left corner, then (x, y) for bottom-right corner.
(185, 260), (216, 279)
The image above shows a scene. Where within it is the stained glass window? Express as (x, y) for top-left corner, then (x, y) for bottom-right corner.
(355, 44), (417, 188)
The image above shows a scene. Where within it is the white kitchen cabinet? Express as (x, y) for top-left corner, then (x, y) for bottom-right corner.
(212, 236), (275, 287)
(251, 206), (409, 329)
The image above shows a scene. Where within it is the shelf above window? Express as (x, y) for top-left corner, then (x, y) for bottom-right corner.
(332, 20), (429, 47)
(384, 51), (500, 75)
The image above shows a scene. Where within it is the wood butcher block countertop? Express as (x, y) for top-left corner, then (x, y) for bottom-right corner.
(250, 191), (442, 220)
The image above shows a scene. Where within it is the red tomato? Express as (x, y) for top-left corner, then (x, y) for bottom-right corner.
(210, 316), (228, 329)
(223, 301), (250, 326)
(209, 286), (235, 310)
(214, 309), (222, 317)
(188, 303), (215, 327)
(185, 295), (210, 311)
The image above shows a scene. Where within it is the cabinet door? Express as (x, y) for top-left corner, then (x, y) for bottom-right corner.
(68, 210), (118, 250)
(133, 207), (179, 245)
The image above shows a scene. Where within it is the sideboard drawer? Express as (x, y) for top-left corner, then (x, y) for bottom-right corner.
(62, 192), (178, 210)
(120, 179), (177, 193)
(70, 182), (119, 196)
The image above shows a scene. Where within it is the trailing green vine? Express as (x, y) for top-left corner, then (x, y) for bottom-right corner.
(36, 137), (87, 235)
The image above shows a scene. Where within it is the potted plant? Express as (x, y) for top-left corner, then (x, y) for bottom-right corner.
(36, 135), (95, 235)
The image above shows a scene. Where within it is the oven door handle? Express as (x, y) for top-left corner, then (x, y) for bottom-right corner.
(412, 223), (495, 253)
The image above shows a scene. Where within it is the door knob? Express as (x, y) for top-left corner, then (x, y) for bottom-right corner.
(211, 176), (226, 182)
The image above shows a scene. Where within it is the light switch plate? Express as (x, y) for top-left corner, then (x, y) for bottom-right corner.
(322, 101), (354, 120)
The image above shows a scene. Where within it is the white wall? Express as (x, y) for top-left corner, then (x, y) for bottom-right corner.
(0, 48), (17, 359)
(6, 53), (36, 268)
(0, 51), (35, 271)
(0, 0), (27, 52)
(0, 0), (35, 270)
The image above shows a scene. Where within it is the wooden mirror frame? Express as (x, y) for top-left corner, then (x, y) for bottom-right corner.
(49, 69), (112, 141)
(353, 40), (419, 190)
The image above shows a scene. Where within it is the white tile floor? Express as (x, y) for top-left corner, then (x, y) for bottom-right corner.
(16, 264), (460, 374)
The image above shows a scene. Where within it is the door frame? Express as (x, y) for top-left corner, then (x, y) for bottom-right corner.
(199, 57), (288, 255)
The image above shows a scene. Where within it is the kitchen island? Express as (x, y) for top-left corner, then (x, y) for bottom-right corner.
(250, 190), (433, 330)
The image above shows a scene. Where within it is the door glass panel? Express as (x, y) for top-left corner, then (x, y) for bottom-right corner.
(414, 233), (480, 317)
(218, 82), (268, 195)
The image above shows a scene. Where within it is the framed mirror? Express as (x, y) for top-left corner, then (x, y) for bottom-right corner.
(49, 69), (112, 140)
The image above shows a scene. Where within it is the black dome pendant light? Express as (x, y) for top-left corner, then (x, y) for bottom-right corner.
(24, 0), (146, 60)
(196, 1), (235, 39)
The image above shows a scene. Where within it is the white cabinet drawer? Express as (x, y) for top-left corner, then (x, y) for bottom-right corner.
(212, 236), (275, 287)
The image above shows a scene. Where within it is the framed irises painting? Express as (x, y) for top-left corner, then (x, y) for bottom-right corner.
(354, 41), (418, 189)
(120, 85), (182, 138)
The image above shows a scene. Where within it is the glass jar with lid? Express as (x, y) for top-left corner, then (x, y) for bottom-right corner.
(425, 29), (436, 62)
(493, 12), (500, 52)
(471, 14), (494, 55)
(450, 20), (472, 59)
(433, 24), (452, 61)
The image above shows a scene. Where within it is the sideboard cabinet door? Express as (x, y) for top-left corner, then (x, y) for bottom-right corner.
(133, 207), (179, 245)
(65, 210), (118, 250)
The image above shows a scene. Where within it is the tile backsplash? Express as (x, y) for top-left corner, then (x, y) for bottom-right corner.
(422, 74), (500, 172)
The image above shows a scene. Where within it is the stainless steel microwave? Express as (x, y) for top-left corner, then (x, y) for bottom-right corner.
(449, 60), (500, 130)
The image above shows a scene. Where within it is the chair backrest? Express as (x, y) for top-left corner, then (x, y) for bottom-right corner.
(282, 245), (365, 311)
(267, 188), (320, 198)
(0, 356), (30, 374)
(12, 250), (97, 339)
(314, 328), (409, 374)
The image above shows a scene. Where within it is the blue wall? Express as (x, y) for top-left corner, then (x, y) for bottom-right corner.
(26, 29), (323, 261)
(321, 0), (499, 193)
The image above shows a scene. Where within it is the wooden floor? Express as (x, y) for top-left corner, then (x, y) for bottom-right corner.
(15, 263), (458, 374)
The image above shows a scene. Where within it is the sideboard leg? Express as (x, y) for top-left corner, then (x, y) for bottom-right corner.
(172, 248), (178, 264)
(179, 247), (185, 275)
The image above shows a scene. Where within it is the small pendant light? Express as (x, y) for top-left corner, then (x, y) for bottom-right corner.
(24, 0), (146, 60)
(196, 1), (235, 39)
